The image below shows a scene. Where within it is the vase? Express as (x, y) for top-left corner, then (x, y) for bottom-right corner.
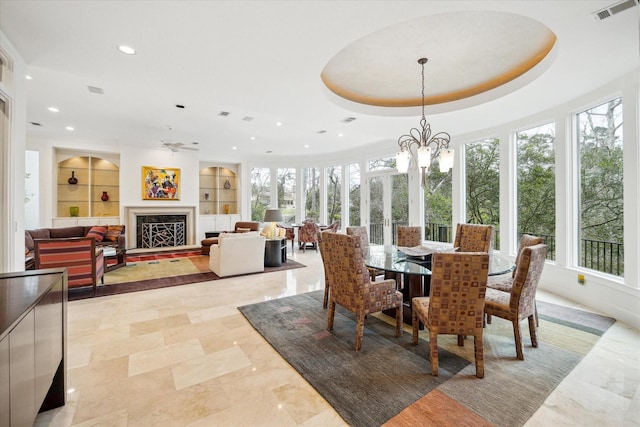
(101, 191), (109, 201)
(69, 206), (79, 217)
(68, 171), (78, 185)
(224, 204), (230, 214)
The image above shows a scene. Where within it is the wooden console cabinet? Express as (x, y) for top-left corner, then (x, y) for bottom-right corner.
(0, 268), (67, 427)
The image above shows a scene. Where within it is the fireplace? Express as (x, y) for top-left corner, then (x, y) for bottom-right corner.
(124, 206), (196, 249)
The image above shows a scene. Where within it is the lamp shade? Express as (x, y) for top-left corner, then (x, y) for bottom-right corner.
(396, 150), (410, 173)
(439, 148), (454, 172)
(263, 209), (283, 223)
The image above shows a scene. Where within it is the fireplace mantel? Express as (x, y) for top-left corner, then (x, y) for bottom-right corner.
(124, 206), (196, 249)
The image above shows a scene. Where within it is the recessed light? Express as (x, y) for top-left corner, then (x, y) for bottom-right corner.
(25, 75), (33, 80)
(276, 122), (282, 126)
(250, 136), (256, 140)
(338, 133), (344, 137)
(304, 144), (309, 148)
(117, 45), (136, 55)
(232, 146), (238, 150)
(65, 126), (75, 131)
(48, 107), (59, 113)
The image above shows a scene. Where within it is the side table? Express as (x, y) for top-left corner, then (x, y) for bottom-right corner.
(265, 238), (286, 267)
(103, 246), (126, 272)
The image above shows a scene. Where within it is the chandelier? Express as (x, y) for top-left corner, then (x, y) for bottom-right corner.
(396, 58), (454, 186)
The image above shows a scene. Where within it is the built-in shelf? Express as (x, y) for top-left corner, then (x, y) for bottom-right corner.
(199, 166), (237, 215)
(57, 156), (119, 218)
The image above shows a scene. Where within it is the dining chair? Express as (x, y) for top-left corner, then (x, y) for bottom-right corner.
(346, 226), (385, 282)
(397, 225), (422, 247)
(484, 243), (547, 360)
(325, 221), (340, 233)
(318, 231), (403, 350)
(453, 223), (494, 252)
(396, 225), (423, 292)
(412, 252), (490, 378)
(487, 234), (544, 325)
(298, 220), (320, 252)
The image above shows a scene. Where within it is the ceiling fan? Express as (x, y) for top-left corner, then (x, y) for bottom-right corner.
(160, 126), (199, 152)
(161, 141), (199, 152)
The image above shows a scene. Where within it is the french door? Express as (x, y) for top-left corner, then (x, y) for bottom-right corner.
(368, 173), (409, 246)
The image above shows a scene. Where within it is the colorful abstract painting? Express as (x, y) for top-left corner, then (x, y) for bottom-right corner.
(142, 166), (180, 200)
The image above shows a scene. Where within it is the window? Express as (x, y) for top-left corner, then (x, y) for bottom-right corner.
(516, 123), (556, 259)
(302, 167), (320, 222)
(465, 138), (500, 249)
(250, 167), (270, 222)
(347, 162), (361, 226)
(368, 157), (396, 172)
(424, 160), (453, 242)
(326, 165), (342, 225)
(577, 98), (623, 276)
(277, 168), (296, 223)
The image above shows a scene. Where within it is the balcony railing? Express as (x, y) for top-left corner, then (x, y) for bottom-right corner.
(368, 222), (623, 276)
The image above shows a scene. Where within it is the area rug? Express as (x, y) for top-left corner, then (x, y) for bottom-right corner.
(238, 291), (615, 427)
(68, 257), (306, 301)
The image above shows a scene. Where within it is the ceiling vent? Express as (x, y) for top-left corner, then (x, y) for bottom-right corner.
(30, 122), (42, 126)
(87, 86), (104, 94)
(218, 111), (230, 117)
(242, 116), (254, 122)
(592, 0), (639, 20)
(316, 130), (327, 134)
(341, 117), (357, 123)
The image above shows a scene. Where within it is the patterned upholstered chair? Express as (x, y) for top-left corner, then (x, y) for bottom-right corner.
(412, 252), (490, 378)
(318, 232), (403, 351)
(487, 234), (544, 325)
(276, 223), (296, 251)
(324, 221), (340, 233)
(298, 220), (320, 252)
(346, 226), (384, 282)
(395, 226), (423, 289)
(453, 223), (494, 252)
(397, 225), (422, 247)
(484, 243), (547, 360)
(34, 237), (105, 297)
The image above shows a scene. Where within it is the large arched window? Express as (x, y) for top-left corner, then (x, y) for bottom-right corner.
(516, 123), (556, 260)
(577, 98), (624, 277)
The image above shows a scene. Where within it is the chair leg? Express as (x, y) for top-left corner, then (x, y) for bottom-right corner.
(355, 312), (365, 351)
(474, 334), (485, 378)
(395, 305), (403, 338)
(327, 302), (336, 331)
(512, 319), (524, 360)
(322, 284), (330, 309)
(412, 309), (420, 344)
(457, 335), (464, 346)
(429, 331), (439, 376)
(535, 302), (539, 327)
(486, 314), (492, 324)
(528, 315), (538, 348)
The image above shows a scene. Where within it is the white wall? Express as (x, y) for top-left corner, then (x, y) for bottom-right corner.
(0, 32), (27, 273)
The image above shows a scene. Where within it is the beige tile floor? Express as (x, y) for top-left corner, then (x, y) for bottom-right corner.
(34, 249), (639, 426)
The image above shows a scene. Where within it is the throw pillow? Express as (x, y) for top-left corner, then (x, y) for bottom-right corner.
(105, 225), (124, 242)
(86, 226), (107, 242)
(237, 227), (251, 233)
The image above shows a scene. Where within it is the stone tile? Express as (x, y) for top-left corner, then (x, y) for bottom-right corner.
(128, 339), (205, 376)
(172, 346), (251, 390)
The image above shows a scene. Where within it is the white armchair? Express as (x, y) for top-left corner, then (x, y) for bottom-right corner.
(209, 231), (266, 277)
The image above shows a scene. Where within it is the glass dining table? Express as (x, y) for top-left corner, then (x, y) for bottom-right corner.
(364, 244), (514, 324)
